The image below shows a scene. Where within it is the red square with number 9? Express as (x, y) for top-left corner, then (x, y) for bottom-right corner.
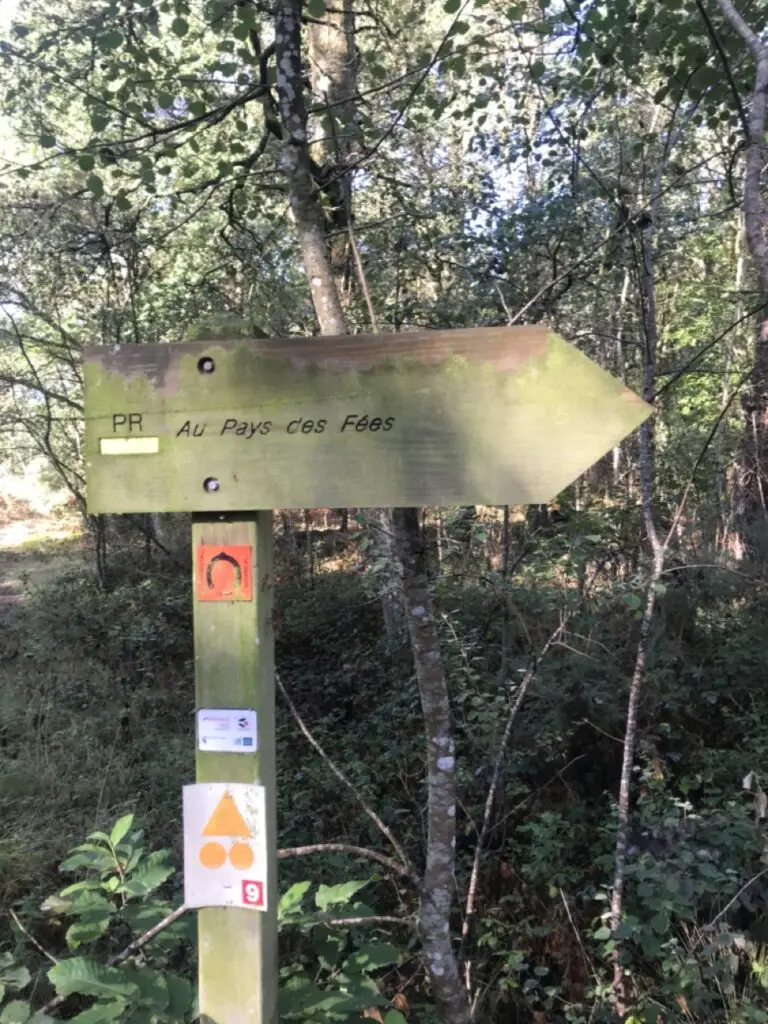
(242, 880), (265, 908)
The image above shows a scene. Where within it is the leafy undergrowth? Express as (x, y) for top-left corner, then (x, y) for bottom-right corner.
(2, 525), (768, 1020)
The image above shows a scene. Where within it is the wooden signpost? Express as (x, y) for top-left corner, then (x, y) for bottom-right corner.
(83, 325), (651, 1024)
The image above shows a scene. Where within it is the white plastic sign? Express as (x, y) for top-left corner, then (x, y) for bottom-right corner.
(183, 783), (268, 911)
(197, 708), (258, 753)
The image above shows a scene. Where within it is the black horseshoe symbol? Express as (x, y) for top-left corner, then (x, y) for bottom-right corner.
(206, 551), (241, 595)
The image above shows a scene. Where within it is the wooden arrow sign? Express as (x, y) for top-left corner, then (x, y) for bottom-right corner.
(83, 326), (651, 514)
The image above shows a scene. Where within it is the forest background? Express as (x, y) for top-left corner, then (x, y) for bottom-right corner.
(2, 0), (768, 1022)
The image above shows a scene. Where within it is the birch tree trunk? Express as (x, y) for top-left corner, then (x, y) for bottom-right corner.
(274, 0), (347, 338)
(308, 0), (357, 299)
(393, 508), (472, 1024)
(609, 137), (671, 1013)
(714, 1), (768, 545)
(273, 7), (467, 1020)
(275, 0), (405, 643)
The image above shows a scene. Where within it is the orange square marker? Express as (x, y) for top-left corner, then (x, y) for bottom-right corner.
(196, 545), (253, 602)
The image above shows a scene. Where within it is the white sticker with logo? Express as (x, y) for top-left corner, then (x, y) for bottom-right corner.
(197, 708), (258, 754)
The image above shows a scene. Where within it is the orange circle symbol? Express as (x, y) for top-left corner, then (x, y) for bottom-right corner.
(199, 841), (227, 869)
(229, 842), (254, 870)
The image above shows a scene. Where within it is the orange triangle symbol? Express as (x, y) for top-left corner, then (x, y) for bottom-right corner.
(201, 792), (252, 838)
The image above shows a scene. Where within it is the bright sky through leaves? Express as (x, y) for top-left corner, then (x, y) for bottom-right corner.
(0, 1), (19, 30)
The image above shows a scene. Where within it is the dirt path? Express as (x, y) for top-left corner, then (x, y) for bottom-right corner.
(0, 516), (83, 605)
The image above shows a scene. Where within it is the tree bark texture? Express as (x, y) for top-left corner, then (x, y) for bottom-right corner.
(274, 0), (348, 336)
(714, 1), (768, 536)
(273, 9), (463, 1017)
(393, 508), (472, 1024)
(308, 0), (357, 296)
(609, 190), (665, 1014)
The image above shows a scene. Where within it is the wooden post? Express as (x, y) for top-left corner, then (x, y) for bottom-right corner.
(192, 510), (278, 1024)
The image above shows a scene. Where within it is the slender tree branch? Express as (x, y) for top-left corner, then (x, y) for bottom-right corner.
(276, 672), (417, 880)
(694, 0), (750, 136)
(317, 914), (408, 927)
(715, 0), (762, 55)
(8, 909), (59, 965)
(278, 843), (413, 879)
(460, 616), (567, 1004)
(37, 905), (188, 1016)
(699, 868), (768, 937)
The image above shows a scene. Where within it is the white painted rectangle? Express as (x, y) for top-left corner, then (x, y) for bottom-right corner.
(197, 708), (258, 753)
(183, 783), (268, 911)
(100, 436), (160, 455)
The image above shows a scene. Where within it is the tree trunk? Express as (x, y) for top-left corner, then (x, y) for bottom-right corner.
(275, 0), (404, 643)
(714, 1), (768, 547)
(609, 148), (668, 1014)
(308, 0), (357, 298)
(274, 0), (348, 337)
(366, 506), (408, 646)
(272, 11), (466, 1020)
(393, 508), (472, 1024)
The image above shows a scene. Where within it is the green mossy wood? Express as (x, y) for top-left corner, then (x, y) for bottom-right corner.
(192, 512), (278, 1024)
(83, 327), (651, 514)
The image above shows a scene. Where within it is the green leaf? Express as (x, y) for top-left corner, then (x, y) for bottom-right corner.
(444, 0), (460, 11)
(650, 911), (669, 934)
(65, 909), (114, 950)
(315, 879), (369, 912)
(306, 0), (327, 16)
(449, 55), (466, 77)
(594, 925), (612, 941)
(384, 1013), (407, 1024)
(344, 942), (400, 971)
(279, 881), (311, 919)
(0, 966), (30, 992)
(64, 890), (114, 913)
(531, 60), (546, 80)
(70, 1003), (126, 1023)
(698, 861), (719, 878)
(118, 850), (174, 896)
(78, 154), (96, 172)
(623, 593), (642, 611)
(171, 17), (189, 36)
(123, 967), (168, 1012)
(115, 194), (132, 212)
(39, 134), (56, 149)
(235, 4), (258, 26)
(0, 1001), (32, 1024)
(90, 113), (109, 133)
(99, 30), (123, 51)
(60, 881), (106, 898)
(40, 894), (70, 915)
(165, 975), (192, 1018)
(88, 832), (113, 845)
(312, 925), (346, 971)
(48, 959), (140, 1001)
